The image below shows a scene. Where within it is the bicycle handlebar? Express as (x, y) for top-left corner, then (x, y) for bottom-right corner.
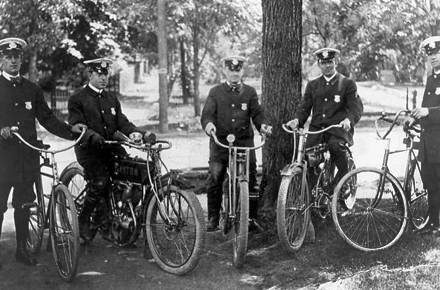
(374, 110), (420, 140)
(210, 131), (266, 151)
(11, 126), (86, 154)
(282, 123), (343, 134)
(104, 139), (172, 151)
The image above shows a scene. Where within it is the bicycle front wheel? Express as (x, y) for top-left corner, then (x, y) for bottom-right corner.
(332, 167), (408, 251)
(232, 181), (249, 269)
(145, 186), (205, 275)
(49, 184), (80, 282)
(277, 171), (310, 253)
(406, 161), (429, 230)
(27, 175), (45, 255)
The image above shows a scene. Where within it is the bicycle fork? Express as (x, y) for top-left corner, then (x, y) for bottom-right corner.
(227, 148), (249, 219)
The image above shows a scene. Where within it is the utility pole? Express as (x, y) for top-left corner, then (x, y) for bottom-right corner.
(157, 0), (168, 133)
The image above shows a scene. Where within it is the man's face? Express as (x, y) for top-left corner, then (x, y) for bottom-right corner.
(223, 66), (244, 84)
(89, 70), (109, 89)
(318, 59), (337, 77)
(1, 53), (22, 76)
(428, 49), (440, 70)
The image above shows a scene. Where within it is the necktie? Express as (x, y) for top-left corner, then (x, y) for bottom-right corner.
(10, 76), (21, 86)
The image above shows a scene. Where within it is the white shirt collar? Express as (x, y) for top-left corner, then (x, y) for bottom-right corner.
(2, 71), (20, 81)
(88, 84), (103, 94)
(323, 72), (337, 82)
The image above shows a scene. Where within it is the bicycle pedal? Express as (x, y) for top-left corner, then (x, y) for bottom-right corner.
(21, 202), (38, 209)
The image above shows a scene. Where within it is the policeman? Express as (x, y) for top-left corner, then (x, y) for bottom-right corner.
(408, 36), (440, 235)
(201, 54), (271, 232)
(286, 48), (363, 187)
(68, 58), (156, 242)
(0, 37), (86, 268)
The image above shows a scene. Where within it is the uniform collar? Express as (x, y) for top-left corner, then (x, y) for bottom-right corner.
(1, 71), (21, 81)
(88, 84), (103, 94)
(323, 72), (337, 82)
(225, 81), (243, 92)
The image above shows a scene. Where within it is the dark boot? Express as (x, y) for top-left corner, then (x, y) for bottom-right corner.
(14, 208), (37, 266)
(15, 240), (37, 266)
(206, 212), (219, 232)
(78, 196), (98, 242)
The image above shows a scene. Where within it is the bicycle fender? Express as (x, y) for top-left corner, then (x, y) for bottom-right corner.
(280, 164), (303, 176)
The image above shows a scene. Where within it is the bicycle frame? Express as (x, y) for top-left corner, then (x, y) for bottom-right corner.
(210, 133), (266, 220)
(374, 110), (422, 208)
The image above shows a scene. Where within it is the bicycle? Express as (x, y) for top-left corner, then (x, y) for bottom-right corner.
(11, 126), (85, 282)
(60, 132), (206, 275)
(277, 124), (355, 253)
(210, 131), (266, 269)
(331, 110), (429, 251)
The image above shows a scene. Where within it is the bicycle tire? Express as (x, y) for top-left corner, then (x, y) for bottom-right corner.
(60, 162), (87, 213)
(27, 175), (45, 255)
(60, 163), (99, 241)
(232, 181), (249, 269)
(406, 161), (429, 230)
(49, 184), (80, 282)
(145, 185), (205, 275)
(277, 170), (310, 253)
(331, 167), (408, 252)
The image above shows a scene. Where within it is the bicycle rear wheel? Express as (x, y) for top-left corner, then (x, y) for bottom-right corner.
(277, 170), (310, 252)
(145, 185), (205, 275)
(27, 175), (46, 255)
(332, 167), (408, 251)
(232, 181), (249, 269)
(49, 184), (80, 282)
(406, 161), (429, 230)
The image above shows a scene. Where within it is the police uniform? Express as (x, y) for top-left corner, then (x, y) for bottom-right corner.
(415, 36), (440, 234)
(68, 58), (147, 241)
(0, 38), (75, 267)
(295, 48), (363, 183)
(201, 55), (266, 231)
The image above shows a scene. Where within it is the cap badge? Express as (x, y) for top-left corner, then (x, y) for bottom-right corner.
(101, 61), (107, 68)
(322, 51), (329, 58)
(8, 42), (17, 49)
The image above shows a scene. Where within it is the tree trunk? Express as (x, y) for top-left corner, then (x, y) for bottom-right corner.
(192, 4), (201, 117)
(157, 0), (169, 133)
(260, 0), (303, 215)
(28, 49), (38, 83)
(180, 40), (191, 105)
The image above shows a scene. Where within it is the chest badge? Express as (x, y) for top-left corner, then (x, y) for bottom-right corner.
(241, 103), (247, 111)
(436, 87), (440, 95)
(334, 95), (341, 103)
(111, 108), (116, 115)
(25, 102), (32, 110)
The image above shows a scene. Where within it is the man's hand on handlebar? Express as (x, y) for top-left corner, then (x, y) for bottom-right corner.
(90, 133), (105, 147)
(71, 123), (87, 134)
(0, 126), (12, 139)
(260, 124), (272, 136)
(286, 119), (299, 130)
(404, 116), (417, 130)
(204, 122), (216, 136)
(410, 107), (429, 119)
(339, 118), (351, 132)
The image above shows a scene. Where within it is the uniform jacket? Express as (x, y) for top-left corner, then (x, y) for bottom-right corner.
(68, 85), (145, 161)
(295, 73), (363, 146)
(200, 82), (266, 162)
(418, 73), (440, 163)
(0, 75), (73, 182)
